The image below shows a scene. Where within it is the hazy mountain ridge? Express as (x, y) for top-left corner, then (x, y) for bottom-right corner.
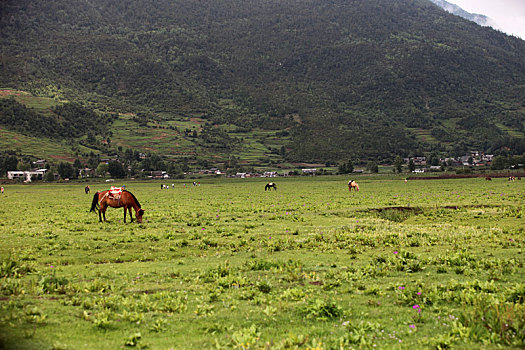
(1, 0), (524, 164)
(429, 0), (492, 26)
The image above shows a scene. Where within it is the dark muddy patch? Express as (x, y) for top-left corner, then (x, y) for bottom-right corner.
(368, 207), (423, 222)
(372, 206), (423, 214)
(364, 205), (500, 223)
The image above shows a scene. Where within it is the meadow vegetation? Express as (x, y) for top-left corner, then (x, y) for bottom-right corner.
(0, 176), (524, 349)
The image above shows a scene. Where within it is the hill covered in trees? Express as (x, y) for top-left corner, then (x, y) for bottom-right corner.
(1, 0), (524, 165)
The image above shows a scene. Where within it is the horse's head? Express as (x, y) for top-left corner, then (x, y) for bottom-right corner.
(136, 209), (145, 223)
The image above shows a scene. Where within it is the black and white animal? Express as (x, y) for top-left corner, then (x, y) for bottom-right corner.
(265, 182), (277, 191)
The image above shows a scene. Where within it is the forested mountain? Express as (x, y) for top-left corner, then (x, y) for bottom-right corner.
(1, 0), (524, 164)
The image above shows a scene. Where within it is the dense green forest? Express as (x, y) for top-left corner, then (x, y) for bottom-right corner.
(1, 0), (524, 165)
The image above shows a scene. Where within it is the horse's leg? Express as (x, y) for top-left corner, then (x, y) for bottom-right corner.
(98, 209), (102, 222)
(123, 207), (127, 223)
(100, 204), (107, 222)
(129, 207), (134, 223)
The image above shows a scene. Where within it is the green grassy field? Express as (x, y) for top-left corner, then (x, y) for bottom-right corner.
(0, 176), (524, 349)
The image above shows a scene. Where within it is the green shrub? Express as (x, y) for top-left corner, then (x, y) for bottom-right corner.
(300, 299), (342, 320)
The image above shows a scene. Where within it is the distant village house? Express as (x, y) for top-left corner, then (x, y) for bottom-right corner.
(7, 169), (48, 182)
(150, 170), (169, 179)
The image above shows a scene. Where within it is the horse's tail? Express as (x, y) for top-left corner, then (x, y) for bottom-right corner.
(90, 192), (99, 212)
(124, 190), (141, 208)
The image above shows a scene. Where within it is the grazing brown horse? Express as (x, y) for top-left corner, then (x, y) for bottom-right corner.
(90, 188), (144, 223)
(348, 180), (359, 192)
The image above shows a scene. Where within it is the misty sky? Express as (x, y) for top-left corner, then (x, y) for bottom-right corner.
(446, 0), (525, 39)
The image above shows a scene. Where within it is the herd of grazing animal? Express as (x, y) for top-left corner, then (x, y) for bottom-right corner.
(89, 175), (522, 223)
(89, 180), (361, 223)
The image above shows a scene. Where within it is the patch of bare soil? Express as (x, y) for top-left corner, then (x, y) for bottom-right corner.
(151, 133), (168, 140)
(0, 89), (21, 97)
(50, 155), (76, 162)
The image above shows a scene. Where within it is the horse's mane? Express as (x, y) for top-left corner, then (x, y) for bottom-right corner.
(124, 190), (141, 208)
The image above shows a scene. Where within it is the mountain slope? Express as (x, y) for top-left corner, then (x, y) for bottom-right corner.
(1, 0), (524, 163)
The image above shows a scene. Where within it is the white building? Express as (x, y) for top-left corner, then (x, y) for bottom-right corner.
(7, 169), (48, 182)
(263, 171), (277, 177)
